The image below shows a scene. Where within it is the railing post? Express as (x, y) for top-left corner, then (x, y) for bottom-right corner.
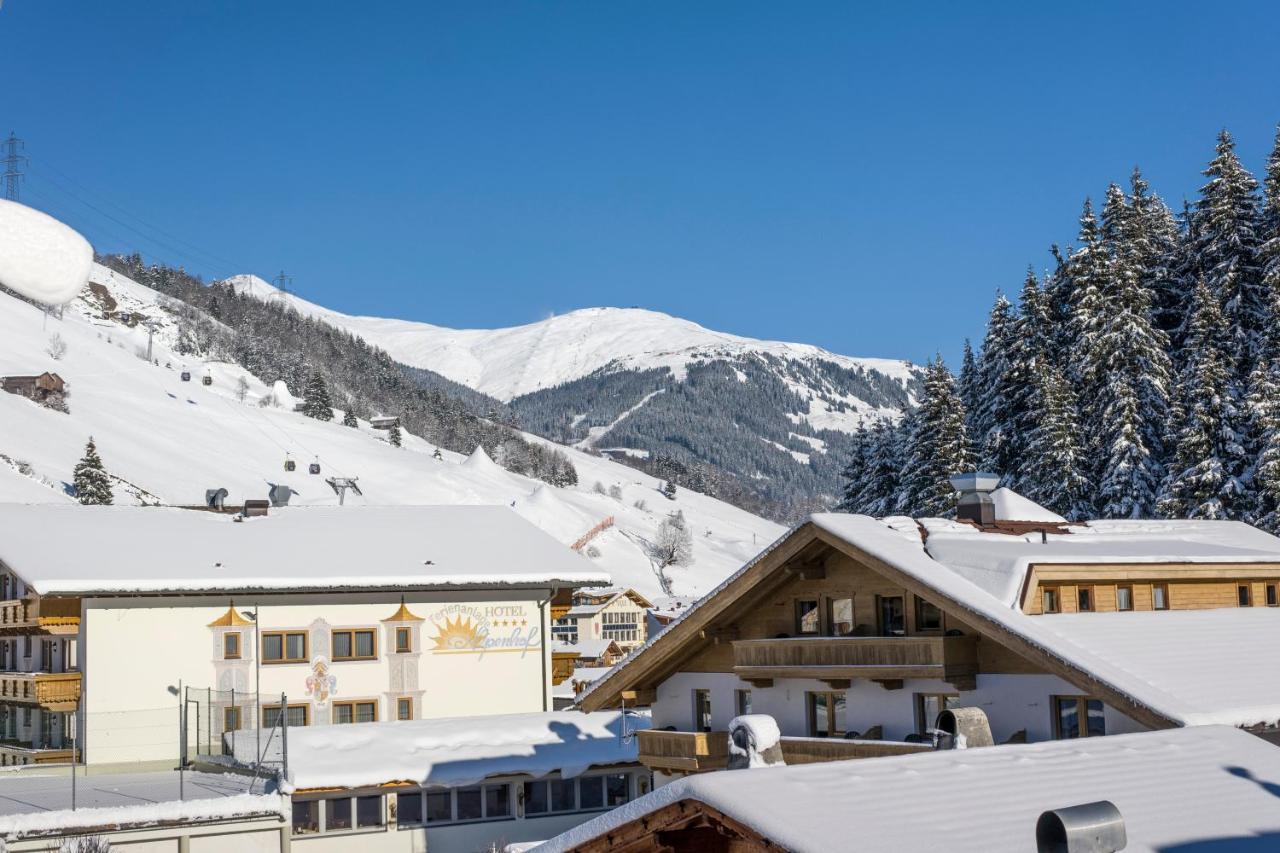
(280, 692), (289, 782)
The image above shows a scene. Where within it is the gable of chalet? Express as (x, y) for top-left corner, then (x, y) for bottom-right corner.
(578, 520), (1177, 730)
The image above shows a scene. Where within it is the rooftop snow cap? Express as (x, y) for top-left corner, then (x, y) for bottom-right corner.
(949, 472), (1000, 526)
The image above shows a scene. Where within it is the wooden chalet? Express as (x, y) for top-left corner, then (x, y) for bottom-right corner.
(1, 373), (66, 404)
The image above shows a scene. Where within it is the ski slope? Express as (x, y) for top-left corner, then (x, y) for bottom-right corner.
(226, 275), (918, 404)
(0, 266), (784, 599)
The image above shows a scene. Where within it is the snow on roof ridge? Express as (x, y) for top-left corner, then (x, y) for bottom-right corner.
(989, 487), (1066, 523)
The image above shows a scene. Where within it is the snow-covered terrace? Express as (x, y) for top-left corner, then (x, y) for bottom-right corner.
(228, 710), (649, 791)
(531, 725), (1280, 853)
(0, 504), (611, 595)
(0, 770), (284, 840)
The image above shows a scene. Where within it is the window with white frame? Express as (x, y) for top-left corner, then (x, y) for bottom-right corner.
(396, 783), (514, 826)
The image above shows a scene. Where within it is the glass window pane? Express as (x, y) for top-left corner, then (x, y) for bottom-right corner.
(456, 787), (482, 821)
(1043, 588), (1059, 613)
(1153, 585), (1168, 610)
(736, 690), (751, 716)
(549, 779), (575, 812)
(263, 707), (281, 728)
(1086, 700), (1106, 737)
(335, 705), (353, 724)
(286, 633), (305, 660)
(796, 600), (819, 634)
(425, 790), (452, 823)
(605, 774), (629, 807)
(398, 699), (412, 721)
(1116, 587), (1133, 611)
(263, 635), (283, 661)
(485, 784), (510, 818)
(523, 781), (548, 815)
(292, 800), (319, 835)
(833, 694), (847, 736)
(326, 797), (352, 831)
(333, 632), (352, 658)
(579, 776), (604, 810)
(356, 702), (376, 723)
(1056, 699), (1081, 739)
(356, 795), (382, 828)
(916, 599), (942, 631)
(879, 597), (905, 635)
(397, 792), (422, 826)
(397, 628), (411, 652)
(287, 706), (306, 728)
(1268, 585), (1278, 607)
(829, 598), (854, 636)
(811, 694), (829, 737)
(356, 631), (375, 658)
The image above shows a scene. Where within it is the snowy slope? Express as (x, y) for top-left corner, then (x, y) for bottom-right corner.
(226, 275), (918, 412)
(0, 266), (782, 599)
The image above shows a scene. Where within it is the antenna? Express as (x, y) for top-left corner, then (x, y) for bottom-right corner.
(2, 132), (26, 201)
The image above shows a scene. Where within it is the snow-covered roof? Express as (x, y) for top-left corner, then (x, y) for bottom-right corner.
(565, 603), (606, 617)
(553, 638), (620, 659)
(0, 504), (610, 595)
(989, 486), (1066, 522)
(230, 710), (648, 791)
(0, 770), (284, 840)
(531, 726), (1280, 853)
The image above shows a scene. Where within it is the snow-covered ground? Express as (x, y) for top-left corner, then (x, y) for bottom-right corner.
(0, 265), (783, 599)
(226, 274), (918, 403)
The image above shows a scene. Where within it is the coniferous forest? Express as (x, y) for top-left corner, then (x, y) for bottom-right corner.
(842, 127), (1280, 527)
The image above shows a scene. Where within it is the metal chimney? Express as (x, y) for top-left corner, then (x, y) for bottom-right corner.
(949, 472), (1000, 526)
(205, 488), (229, 511)
(1036, 801), (1127, 853)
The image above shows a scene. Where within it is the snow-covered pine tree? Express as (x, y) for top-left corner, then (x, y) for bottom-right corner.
(1192, 130), (1265, 377)
(1021, 363), (1091, 520)
(897, 356), (971, 517)
(73, 437), (114, 506)
(1065, 199), (1110, 389)
(1130, 167), (1185, 339)
(1003, 269), (1053, 487)
(662, 480), (677, 500)
(302, 370), (334, 421)
(1159, 281), (1248, 519)
(432, 447), (443, 461)
(840, 420), (904, 516)
(1261, 126), (1280, 348)
(388, 422), (403, 447)
(972, 293), (1017, 479)
(1247, 353), (1280, 530)
(342, 408), (358, 428)
(958, 339), (980, 435)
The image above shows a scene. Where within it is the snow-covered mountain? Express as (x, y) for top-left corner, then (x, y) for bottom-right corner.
(0, 265), (784, 599)
(227, 275), (923, 519)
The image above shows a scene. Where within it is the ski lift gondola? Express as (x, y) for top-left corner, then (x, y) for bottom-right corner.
(284, 455), (296, 473)
(202, 373), (212, 386)
(180, 370), (191, 382)
(309, 458), (321, 475)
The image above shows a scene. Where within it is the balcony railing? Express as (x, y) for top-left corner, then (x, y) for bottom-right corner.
(0, 598), (80, 633)
(0, 742), (77, 765)
(637, 729), (932, 773)
(731, 635), (977, 685)
(0, 672), (81, 710)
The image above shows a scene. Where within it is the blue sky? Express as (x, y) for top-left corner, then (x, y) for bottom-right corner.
(1, 2), (1276, 366)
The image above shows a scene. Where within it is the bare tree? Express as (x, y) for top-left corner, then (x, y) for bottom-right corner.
(46, 333), (67, 360)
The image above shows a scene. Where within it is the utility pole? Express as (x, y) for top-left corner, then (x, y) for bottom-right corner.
(144, 319), (160, 363)
(2, 132), (25, 201)
(272, 270), (292, 296)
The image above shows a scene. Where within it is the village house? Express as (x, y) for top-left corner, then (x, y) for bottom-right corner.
(0, 504), (607, 769)
(578, 476), (1280, 783)
(0, 373), (66, 407)
(552, 587), (651, 652)
(530, 725), (1280, 853)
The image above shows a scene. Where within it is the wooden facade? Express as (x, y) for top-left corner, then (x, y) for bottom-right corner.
(0, 373), (66, 403)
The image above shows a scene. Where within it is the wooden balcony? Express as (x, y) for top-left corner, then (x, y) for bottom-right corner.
(732, 635), (977, 688)
(637, 729), (932, 774)
(636, 729), (729, 772)
(0, 672), (81, 711)
(0, 598), (80, 635)
(0, 743), (77, 766)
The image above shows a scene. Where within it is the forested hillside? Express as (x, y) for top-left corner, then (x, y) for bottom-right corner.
(842, 127), (1280, 527)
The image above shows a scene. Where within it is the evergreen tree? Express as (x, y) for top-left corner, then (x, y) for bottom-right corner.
(897, 356), (971, 516)
(1159, 281), (1248, 518)
(1192, 130), (1265, 375)
(972, 293), (1017, 478)
(840, 420), (904, 516)
(662, 480), (677, 500)
(958, 339), (980, 432)
(432, 447), (443, 461)
(388, 422), (403, 447)
(1130, 167), (1185, 338)
(342, 408), (358, 428)
(73, 437), (113, 505)
(1021, 363), (1091, 520)
(1247, 355), (1280, 529)
(1260, 126), (1280, 341)
(302, 370), (334, 421)
(1003, 269), (1053, 487)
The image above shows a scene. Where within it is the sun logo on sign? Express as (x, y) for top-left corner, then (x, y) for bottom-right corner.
(430, 616), (485, 652)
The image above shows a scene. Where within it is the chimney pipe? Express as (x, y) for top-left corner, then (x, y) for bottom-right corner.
(949, 472), (1000, 526)
(1036, 800), (1126, 853)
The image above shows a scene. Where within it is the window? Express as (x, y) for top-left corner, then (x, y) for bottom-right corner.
(223, 632), (241, 660)
(693, 689), (712, 732)
(333, 700), (378, 724)
(827, 596), (855, 636)
(1076, 586), (1094, 612)
(263, 704), (308, 728)
(1116, 585), (1134, 612)
(807, 692), (847, 738)
(23, 636), (31, 658)
(878, 595), (905, 636)
(914, 597), (943, 633)
(332, 629), (377, 661)
(602, 612), (640, 643)
(605, 773), (630, 807)
(326, 797), (352, 831)
(1268, 584), (1278, 607)
(397, 792), (422, 826)
(1239, 584), (1253, 607)
(1042, 586), (1061, 614)
(395, 627), (412, 653)
(223, 706), (241, 732)
(579, 776), (604, 810)
(397, 698), (413, 721)
(914, 693), (957, 735)
(1153, 583), (1169, 611)
(355, 795), (382, 828)
(795, 599), (820, 635)
(735, 689), (752, 717)
(549, 778), (576, 812)
(525, 778), (577, 815)
(292, 800), (319, 835)
(456, 786), (483, 822)
(523, 780), (550, 815)
(1053, 696), (1106, 739)
(262, 631), (307, 664)
(485, 784), (511, 818)
(551, 617), (578, 643)
(425, 790), (452, 823)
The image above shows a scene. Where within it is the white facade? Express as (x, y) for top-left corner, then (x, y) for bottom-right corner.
(552, 590), (648, 652)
